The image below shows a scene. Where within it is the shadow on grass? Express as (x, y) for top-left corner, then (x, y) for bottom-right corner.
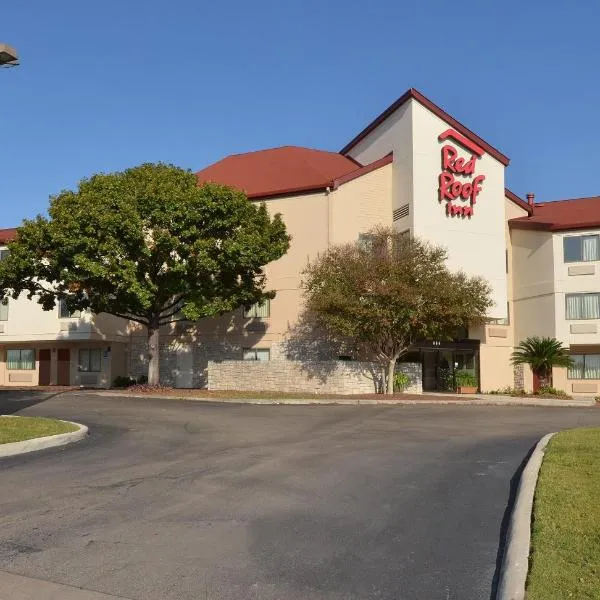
(489, 441), (537, 600)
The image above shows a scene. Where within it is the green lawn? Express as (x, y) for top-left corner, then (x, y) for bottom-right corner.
(0, 416), (78, 444)
(526, 428), (600, 599)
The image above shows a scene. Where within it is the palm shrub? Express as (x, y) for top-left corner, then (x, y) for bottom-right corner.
(511, 337), (573, 392)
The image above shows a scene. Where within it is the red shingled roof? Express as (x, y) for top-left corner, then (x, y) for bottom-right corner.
(196, 146), (360, 199)
(0, 228), (17, 244)
(509, 196), (600, 231)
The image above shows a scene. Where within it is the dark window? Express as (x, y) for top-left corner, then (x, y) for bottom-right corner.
(59, 299), (81, 319)
(79, 348), (102, 372)
(564, 235), (600, 262)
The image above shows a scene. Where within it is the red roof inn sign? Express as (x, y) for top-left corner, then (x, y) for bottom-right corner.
(438, 129), (486, 218)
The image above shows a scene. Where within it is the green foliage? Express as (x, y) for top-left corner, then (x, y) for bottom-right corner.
(536, 385), (570, 398)
(0, 164), (290, 384)
(302, 227), (492, 393)
(393, 372), (410, 392)
(488, 386), (571, 398)
(511, 337), (574, 378)
(454, 370), (477, 387)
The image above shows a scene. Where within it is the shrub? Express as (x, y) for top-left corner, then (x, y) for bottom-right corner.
(113, 375), (136, 388)
(536, 385), (570, 398)
(393, 372), (411, 392)
(137, 374), (148, 385)
(455, 370), (477, 388)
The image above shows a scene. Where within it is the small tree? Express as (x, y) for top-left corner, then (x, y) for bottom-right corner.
(302, 228), (492, 394)
(511, 336), (573, 392)
(0, 163), (290, 385)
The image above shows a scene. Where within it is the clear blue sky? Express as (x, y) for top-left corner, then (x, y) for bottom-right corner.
(2, 1), (599, 227)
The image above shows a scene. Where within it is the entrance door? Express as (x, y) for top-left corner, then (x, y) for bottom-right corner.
(57, 349), (70, 385)
(39, 349), (51, 385)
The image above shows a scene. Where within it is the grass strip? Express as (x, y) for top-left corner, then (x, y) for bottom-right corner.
(526, 428), (600, 599)
(0, 416), (78, 444)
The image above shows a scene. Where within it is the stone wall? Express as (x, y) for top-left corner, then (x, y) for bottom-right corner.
(208, 360), (422, 395)
(513, 363), (524, 390)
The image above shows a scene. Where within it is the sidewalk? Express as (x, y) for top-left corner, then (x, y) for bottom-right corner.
(76, 390), (596, 408)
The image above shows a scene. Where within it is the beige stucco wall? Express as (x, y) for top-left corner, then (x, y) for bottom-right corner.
(0, 341), (126, 387)
(512, 228), (556, 344)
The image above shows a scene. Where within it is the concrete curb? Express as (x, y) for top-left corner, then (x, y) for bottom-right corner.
(74, 391), (595, 408)
(497, 431), (556, 600)
(0, 417), (88, 459)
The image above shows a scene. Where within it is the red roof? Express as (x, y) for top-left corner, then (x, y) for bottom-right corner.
(341, 88), (510, 167)
(0, 228), (17, 244)
(509, 196), (600, 231)
(196, 146), (360, 199)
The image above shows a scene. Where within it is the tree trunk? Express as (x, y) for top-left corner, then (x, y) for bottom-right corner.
(386, 358), (395, 395)
(147, 325), (160, 386)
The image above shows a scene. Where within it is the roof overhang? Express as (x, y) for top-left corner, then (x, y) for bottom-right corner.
(341, 88), (510, 167)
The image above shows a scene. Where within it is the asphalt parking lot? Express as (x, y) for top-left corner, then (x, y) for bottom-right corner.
(2, 392), (600, 599)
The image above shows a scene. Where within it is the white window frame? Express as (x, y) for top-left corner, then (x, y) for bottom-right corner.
(242, 348), (270, 361)
(59, 299), (82, 319)
(563, 234), (600, 263)
(243, 299), (270, 318)
(0, 298), (8, 321)
(6, 348), (35, 370)
(78, 348), (102, 372)
(565, 293), (600, 320)
(568, 354), (600, 379)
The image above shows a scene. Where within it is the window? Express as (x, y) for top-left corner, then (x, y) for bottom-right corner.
(244, 299), (270, 318)
(0, 249), (9, 261)
(242, 348), (270, 361)
(79, 348), (102, 372)
(357, 233), (376, 251)
(59, 299), (81, 319)
(566, 293), (600, 320)
(569, 354), (600, 379)
(0, 298), (8, 321)
(6, 349), (35, 370)
(564, 235), (600, 262)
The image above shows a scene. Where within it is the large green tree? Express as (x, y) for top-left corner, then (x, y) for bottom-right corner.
(0, 163), (290, 385)
(302, 227), (492, 394)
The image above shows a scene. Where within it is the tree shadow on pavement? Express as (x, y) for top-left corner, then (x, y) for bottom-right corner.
(489, 442), (537, 600)
(0, 391), (58, 415)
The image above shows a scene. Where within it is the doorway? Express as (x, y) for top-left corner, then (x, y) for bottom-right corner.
(57, 349), (70, 385)
(422, 350), (456, 392)
(39, 349), (51, 385)
(419, 345), (479, 392)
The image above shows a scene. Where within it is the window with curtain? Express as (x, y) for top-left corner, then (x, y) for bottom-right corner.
(0, 298), (8, 321)
(79, 348), (102, 372)
(6, 349), (35, 370)
(563, 235), (600, 262)
(568, 354), (600, 379)
(0, 249), (9, 261)
(242, 348), (270, 361)
(566, 293), (600, 320)
(59, 299), (81, 319)
(243, 299), (270, 318)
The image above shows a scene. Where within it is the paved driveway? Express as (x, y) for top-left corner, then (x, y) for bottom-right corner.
(1, 393), (600, 600)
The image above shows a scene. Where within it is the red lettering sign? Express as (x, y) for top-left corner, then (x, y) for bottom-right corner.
(437, 129), (486, 218)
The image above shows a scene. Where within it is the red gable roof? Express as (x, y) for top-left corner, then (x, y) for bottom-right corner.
(0, 228), (17, 244)
(340, 88), (510, 167)
(196, 146), (360, 199)
(509, 196), (600, 231)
